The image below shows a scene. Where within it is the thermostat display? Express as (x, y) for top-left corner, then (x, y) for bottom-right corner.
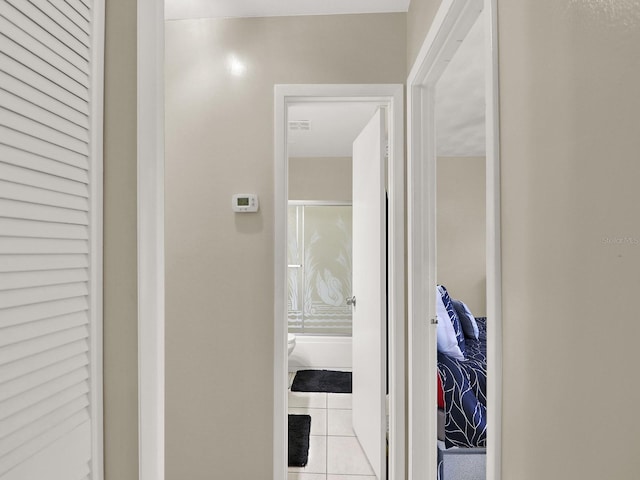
(232, 194), (259, 212)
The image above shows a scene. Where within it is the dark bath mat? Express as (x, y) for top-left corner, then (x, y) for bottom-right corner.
(288, 414), (311, 467)
(291, 369), (352, 393)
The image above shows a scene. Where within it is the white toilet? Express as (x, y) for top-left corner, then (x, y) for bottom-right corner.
(287, 333), (296, 356)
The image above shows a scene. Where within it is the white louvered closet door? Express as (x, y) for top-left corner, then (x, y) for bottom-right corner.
(0, 0), (104, 479)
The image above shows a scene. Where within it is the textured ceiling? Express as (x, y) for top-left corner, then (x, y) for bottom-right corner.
(287, 103), (380, 158)
(435, 11), (486, 157)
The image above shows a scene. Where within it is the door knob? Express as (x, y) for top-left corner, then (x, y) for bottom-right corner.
(346, 296), (356, 307)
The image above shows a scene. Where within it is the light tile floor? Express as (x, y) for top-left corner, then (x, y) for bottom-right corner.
(288, 372), (377, 480)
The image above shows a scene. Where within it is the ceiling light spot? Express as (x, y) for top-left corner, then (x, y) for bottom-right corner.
(227, 54), (247, 76)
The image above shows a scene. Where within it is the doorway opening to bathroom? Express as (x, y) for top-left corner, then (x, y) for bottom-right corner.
(274, 85), (404, 480)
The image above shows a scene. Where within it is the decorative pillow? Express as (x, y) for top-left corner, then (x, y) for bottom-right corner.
(451, 299), (479, 340)
(437, 285), (466, 355)
(435, 286), (465, 360)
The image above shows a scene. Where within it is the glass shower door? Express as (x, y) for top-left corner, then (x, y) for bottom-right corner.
(287, 203), (352, 335)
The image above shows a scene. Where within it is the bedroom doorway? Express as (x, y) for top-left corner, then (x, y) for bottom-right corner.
(274, 85), (405, 480)
(407, 0), (502, 479)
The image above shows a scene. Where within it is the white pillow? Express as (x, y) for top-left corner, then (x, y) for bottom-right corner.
(435, 287), (465, 360)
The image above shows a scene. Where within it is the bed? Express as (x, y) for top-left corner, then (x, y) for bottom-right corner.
(437, 316), (487, 448)
(435, 286), (487, 480)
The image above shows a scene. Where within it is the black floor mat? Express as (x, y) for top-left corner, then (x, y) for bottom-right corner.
(288, 414), (311, 467)
(291, 369), (352, 393)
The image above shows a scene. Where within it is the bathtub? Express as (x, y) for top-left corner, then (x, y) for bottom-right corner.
(287, 335), (352, 372)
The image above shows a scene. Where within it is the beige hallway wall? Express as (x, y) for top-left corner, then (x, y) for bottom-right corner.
(437, 156), (486, 316)
(103, 0), (138, 479)
(406, 0), (443, 72)
(289, 157), (353, 202)
(498, 1), (640, 478)
(164, 14), (406, 479)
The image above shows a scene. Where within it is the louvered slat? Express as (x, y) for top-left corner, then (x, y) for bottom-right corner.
(0, 0), (99, 477)
(24, 0), (91, 48)
(0, 395), (89, 457)
(0, 12), (90, 85)
(0, 151), (88, 186)
(0, 325), (88, 370)
(1, 314), (89, 360)
(0, 366), (89, 420)
(1, 106), (87, 159)
(0, 199), (88, 226)
(0, 1), (90, 75)
(0, 69), (89, 128)
(0, 269), (89, 291)
(0, 89), (89, 143)
(0, 296), (87, 329)
(0, 339), (88, 384)
(0, 415), (90, 478)
(0, 282), (88, 310)
(0, 179), (88, 210)
(4, 0), (89, 59)
(0, 300), (88, 336)
(0, 218), (88, 240)
(0, 353), (88, 403)
(0, 122), (88, 165)
(0, 51), (89, 115)
(48, 0), (90, 35)
(0, 161), (88, 195)
(0, 254), (88, 273)
(0, 404), (89, 471)
(0, 237), (88, 254)
(1, 111), (89, 161)
(67, 0), (91, 22)
(0, 34), (88, 101)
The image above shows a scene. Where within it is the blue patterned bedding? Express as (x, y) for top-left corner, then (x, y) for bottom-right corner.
(437, 316), (487, 448)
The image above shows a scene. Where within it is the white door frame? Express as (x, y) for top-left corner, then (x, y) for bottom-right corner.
(406, 0), (502, 479)
(138, 1), (165, 480)
(274, 84), (405, 480)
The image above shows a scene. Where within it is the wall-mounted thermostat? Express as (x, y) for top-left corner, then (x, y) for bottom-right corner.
(232, 193), (259, 213)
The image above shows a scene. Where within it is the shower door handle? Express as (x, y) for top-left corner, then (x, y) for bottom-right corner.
(346, 296), (356, 307)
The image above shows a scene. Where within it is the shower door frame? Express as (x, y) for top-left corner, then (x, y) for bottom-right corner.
(287, 200), (354, 337)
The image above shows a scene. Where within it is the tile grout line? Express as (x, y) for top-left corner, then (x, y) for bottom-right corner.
(325, 396), (328, 480)
(289, 379), (367, 479)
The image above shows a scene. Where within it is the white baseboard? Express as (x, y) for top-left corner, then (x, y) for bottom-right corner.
(288, 335), (352, 371)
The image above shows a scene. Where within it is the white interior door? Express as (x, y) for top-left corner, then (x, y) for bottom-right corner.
(351, 108), (386, 480)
